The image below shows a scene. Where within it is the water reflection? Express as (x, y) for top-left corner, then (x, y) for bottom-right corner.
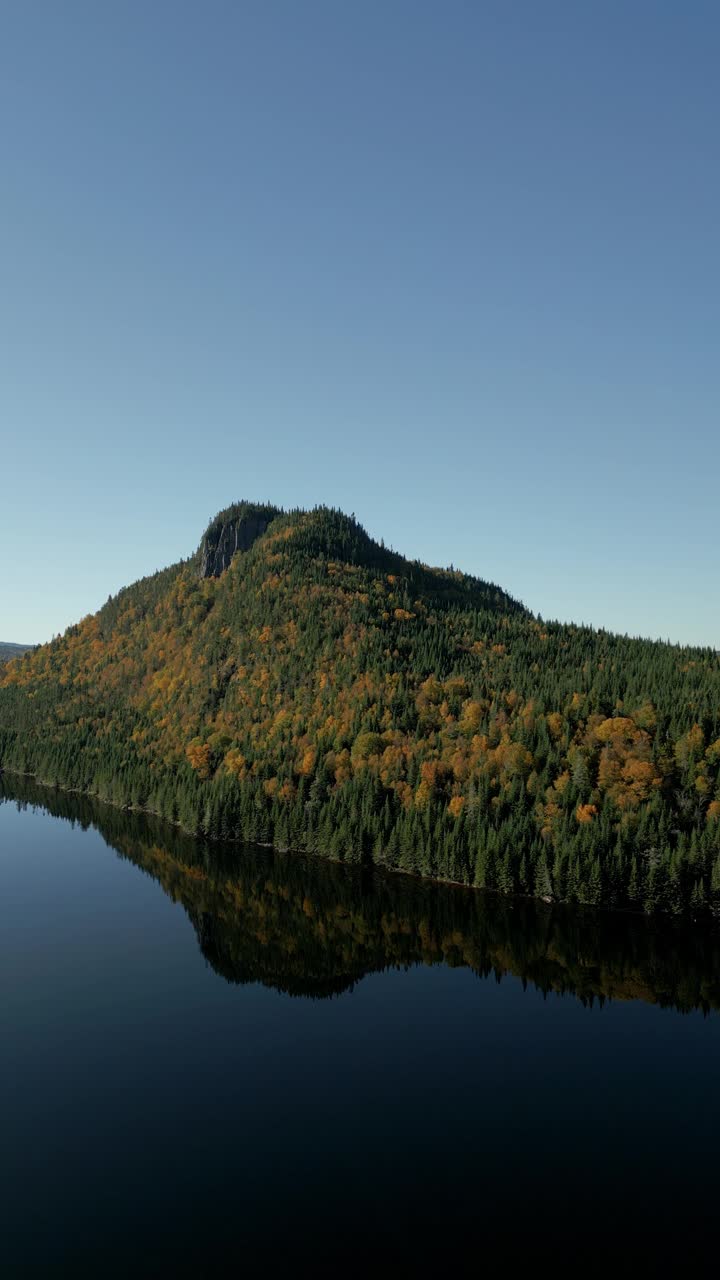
(3, 773), (720, 1013)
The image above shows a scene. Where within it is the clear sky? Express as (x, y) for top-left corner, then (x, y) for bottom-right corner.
(1, 1), (718, 648)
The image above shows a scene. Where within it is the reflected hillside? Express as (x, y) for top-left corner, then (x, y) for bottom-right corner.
(3, 773), (720, 1013)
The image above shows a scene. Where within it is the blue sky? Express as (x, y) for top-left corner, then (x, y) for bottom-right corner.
(1, 1), (718, 647)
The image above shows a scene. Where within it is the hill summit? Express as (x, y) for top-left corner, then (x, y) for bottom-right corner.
(1, 501), (719, 917)
(195, 502), (526, 613)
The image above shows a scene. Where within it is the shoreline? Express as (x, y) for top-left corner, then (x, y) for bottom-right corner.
(1, 763), (715, 930)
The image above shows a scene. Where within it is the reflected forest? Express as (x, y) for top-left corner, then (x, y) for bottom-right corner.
(4, 774), (720, 1015)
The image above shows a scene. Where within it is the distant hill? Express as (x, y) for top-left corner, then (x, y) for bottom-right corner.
(1, 501), (719, 917)
(0, 642), (31, 663)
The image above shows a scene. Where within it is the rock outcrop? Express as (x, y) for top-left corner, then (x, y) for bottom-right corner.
(199, 504), (280, 578)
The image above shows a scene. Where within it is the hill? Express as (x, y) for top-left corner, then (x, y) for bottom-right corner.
(0, 642), (32, 663)
(1, 501), (719, 916)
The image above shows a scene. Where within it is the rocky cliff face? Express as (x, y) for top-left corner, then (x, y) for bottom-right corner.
(199, 505), (279, 578)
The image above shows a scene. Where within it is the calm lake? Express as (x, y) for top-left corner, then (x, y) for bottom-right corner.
(2, 774), (720, 1275)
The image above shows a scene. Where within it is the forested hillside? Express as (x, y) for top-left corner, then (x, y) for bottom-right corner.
(1, 502), (719, 917)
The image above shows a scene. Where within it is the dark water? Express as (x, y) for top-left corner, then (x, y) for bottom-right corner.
(2, 776), (720, 1276)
